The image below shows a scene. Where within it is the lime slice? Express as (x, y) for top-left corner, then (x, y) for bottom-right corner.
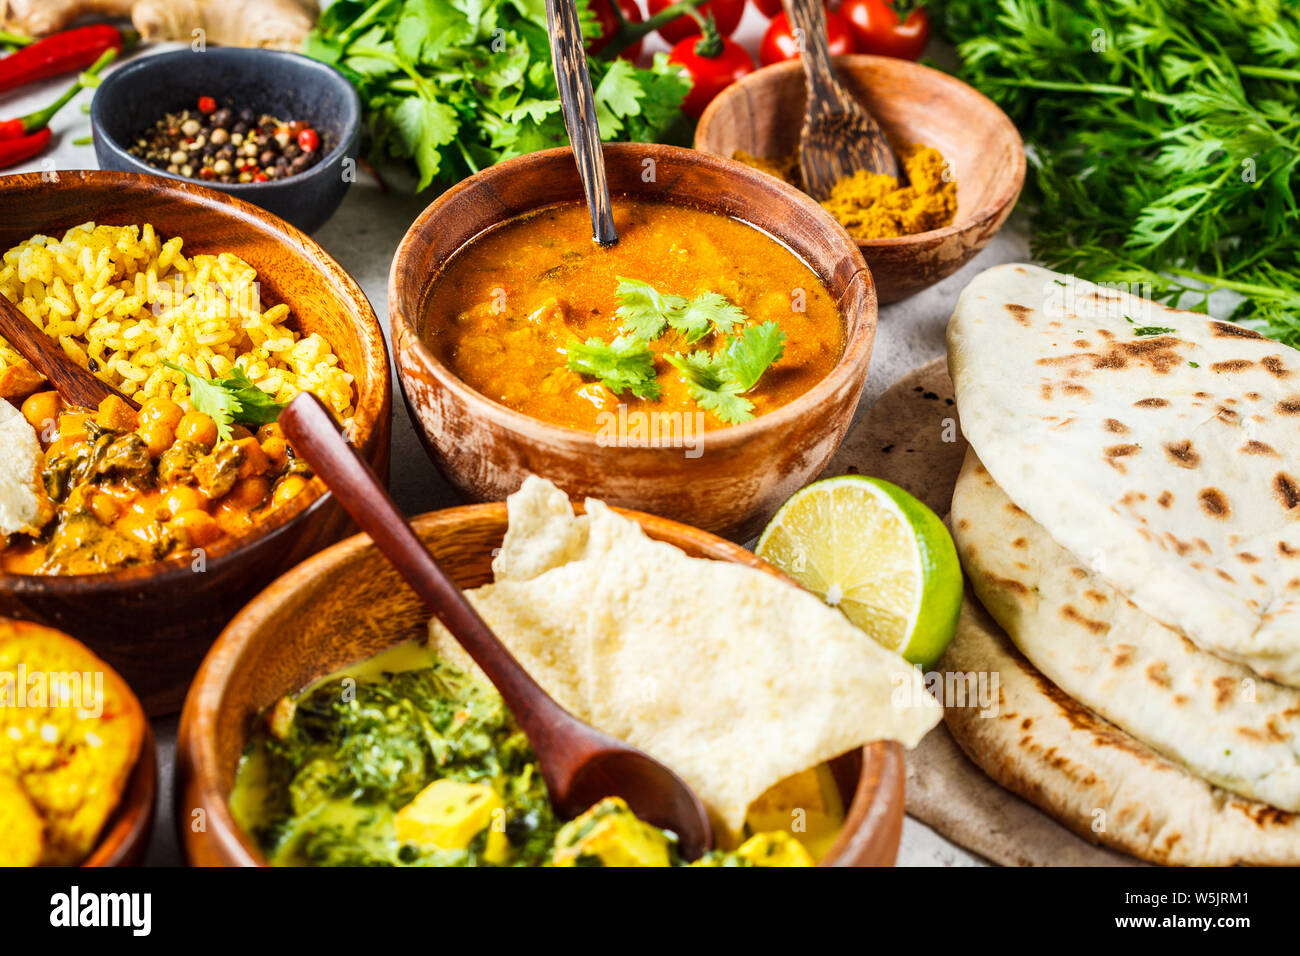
(756, 475), (962, 669)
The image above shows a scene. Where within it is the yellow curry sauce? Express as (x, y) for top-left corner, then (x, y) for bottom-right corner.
(421, 200), (844, 431)
(1, 391), (310, 575)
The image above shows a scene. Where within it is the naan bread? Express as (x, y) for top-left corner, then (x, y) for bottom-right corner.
(431, 477), (942, 840)
(948, 263), (1300, 685)
(942, 598), (1300, 866)
(952, 449), (1300, 811)
(0, 399), (45, 538)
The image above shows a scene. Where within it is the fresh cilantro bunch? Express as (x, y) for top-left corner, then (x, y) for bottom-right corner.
(929, 0), (1300, 344)
(565, 280), (786, 424)
(164, 361), (287, 442)
(303, 0), (691, 191)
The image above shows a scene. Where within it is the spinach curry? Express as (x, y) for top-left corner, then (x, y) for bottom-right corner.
(231, 643), (840, 867)
(420, 200), (844, 431)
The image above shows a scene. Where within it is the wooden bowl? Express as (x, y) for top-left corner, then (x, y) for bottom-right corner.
(176, 503), (905, 867)
(389, 143), (876, 542)
(695, 56), (1026, 304)
(0, 171), (392, 715)
(83, 725), (157, 867)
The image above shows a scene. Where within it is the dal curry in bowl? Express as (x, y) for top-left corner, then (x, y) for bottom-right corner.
(391, 144), (876, 541)
(179, 481), (932, 867)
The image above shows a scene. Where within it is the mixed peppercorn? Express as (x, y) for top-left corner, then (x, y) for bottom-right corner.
(128, 96), (325, 184)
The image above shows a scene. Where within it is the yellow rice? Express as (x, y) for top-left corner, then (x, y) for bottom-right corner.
(0, 223), (355, 423)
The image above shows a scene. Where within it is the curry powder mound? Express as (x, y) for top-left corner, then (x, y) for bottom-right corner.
(734, 143), (957, 241)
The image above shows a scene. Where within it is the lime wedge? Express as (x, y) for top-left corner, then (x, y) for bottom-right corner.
(756, 475), (962, 669)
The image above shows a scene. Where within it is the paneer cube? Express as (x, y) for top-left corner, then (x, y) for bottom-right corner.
(551, 797), (672, 868)
(394, 779), (509, 863)
(735, 831), (815, 867)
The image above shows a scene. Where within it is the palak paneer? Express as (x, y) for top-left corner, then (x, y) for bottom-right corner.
(421, 199), (844, 431)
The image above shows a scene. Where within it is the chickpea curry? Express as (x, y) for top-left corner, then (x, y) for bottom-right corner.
(421, 199), (844, 431)
(1, 390), (311, 575)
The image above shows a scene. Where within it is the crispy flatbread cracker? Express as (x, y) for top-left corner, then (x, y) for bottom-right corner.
(431, 477), (942, 840)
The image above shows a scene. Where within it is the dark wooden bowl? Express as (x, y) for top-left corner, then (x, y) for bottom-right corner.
(0, 171), (392, 715)
(83, 724), (157, 867)
(176, 504), (905, 867)
(695, 56), (1026, 304)
(389, 143), (876, 542)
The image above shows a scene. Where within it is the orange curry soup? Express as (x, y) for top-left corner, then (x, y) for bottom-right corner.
(420, 199), (844, 431)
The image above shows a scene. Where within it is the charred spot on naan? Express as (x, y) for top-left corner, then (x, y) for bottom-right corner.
(1210, 321), (1266, 340)
(1198, 488), (1231, 519)
(1276, 396), (1300, 416)
(1158, 491), (1174, 508)
(1274, 473), (1300, 511)
(1005, 303), (1033, 325)
(1104, 418), (1129, 434)
(1103, 443), (1141, 472)
(1242, 440), (1278, 457)
(1211, 359), (1254, 373)
(1261, 355), (1290, 378)
(1060, 604), (1108, 634)
(1163, 440), (1200, 469)
(1134, 397), (1170, 408)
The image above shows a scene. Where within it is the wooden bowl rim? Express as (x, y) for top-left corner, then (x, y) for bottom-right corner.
(0, 169), (392, 592)
(388, 142), (877, 449)
(694, 55), (1027, 249)
(178, 501), (903, 867)
(82, 722), (157, 867)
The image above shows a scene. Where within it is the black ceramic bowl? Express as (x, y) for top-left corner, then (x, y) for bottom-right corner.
(91, 48), (360, 233)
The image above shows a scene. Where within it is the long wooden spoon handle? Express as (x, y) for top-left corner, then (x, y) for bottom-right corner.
(784, 0), (843, 114)
(279, 393), (571, 733)
(0, 294), (137, 410)
(546, 0), (618, 246)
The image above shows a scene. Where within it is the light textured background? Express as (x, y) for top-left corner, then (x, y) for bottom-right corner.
(3, 16), (1030, 864)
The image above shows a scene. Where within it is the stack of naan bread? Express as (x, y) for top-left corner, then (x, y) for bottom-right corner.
(942, 263), (1300, 865)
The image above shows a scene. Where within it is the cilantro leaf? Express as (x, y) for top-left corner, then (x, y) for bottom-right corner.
(1134, 326), (1177, 337)
(664, 321), (786, 424)
(392, 96), (460, 191)
(615, 278), (687, 340)
(665, 352), (754, 424)
(164, 361), (287, 442)
(669, 292), (746, 343)
(722, 321), (787, 391)
(566, 335), (662, 401)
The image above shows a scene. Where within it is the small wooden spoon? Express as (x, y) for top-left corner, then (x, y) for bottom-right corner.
(0, 294), (138, 410)
(785, 0), (900, 199)
(546, 0), (618, 246)
(279, 393), (715, 860)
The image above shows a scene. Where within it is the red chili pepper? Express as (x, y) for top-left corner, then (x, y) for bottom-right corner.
(297, 128), (319, 153)
(0, 24), (132, 95)
(0, 47), (117, 141)
(0, 127), (52, 168)
(198, 96), (217, 114)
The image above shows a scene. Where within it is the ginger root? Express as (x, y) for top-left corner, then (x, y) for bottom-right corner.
(2, 0), (318, 51)
(1, 0), (133, 36)
(132, 0), (318, 51)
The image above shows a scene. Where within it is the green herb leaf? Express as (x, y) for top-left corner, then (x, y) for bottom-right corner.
(665, 352), (754, 424)
(668, 292), (746, 343)
(1134, 326), (1177, 337)
(566, 335), (662, 400)
(614, 278), (687, 340)
(163, 361), (287, 442)
(722, 321), (786, 391)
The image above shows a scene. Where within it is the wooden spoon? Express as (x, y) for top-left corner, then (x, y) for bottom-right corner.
(546, 0), (618, 246)
(785, 0), (900, 199)
(279, 393), (715, 860)
(0, 294), (138, 410)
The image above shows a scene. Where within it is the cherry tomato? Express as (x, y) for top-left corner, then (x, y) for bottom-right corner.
(587, 0), (644, 62)
(649, 0), (745, 44)
(197, 96), (217, 114)
(669, 35), (755, 119)
(751, 0), (783, 16)
(297, 127), (319, 153)
(759, 8), (855, 66)
(839, 0), (929, 60)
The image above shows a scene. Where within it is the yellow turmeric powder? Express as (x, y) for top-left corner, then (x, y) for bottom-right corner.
(733, 143), (958, 241)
